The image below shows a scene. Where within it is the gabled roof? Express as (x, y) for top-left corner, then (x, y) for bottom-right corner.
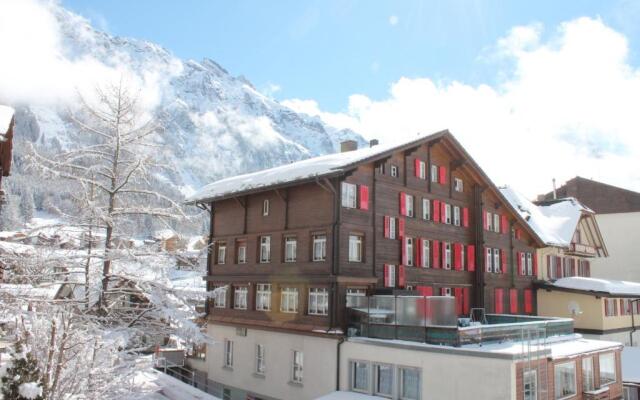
(187, 130), (546, 245)
(500, 186), (592, 247)
(539, 276), (640, 298)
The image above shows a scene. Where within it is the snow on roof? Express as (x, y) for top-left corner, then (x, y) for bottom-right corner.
(622, 346), (640, 384)
(0, 105), (14, 135)
(500, 186), (588, 247)
(0, 283), (62, 300)
(549, 277), (640, 297)
(186, 133), (440, 203)
(316, 391), (388, 400)
(133, 369), (220, 400)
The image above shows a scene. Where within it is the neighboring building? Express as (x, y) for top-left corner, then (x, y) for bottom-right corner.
(185, 130), (553, 400)
(537, 277), (640, 346)
(622, 346), (640, 400)
(538, 177), (640, 282)
(0, 105), (15, 209)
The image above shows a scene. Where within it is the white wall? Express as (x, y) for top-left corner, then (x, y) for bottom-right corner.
(591, 212), (640, 281)
(340, 339), (516, 400)
(206, 324), (338, 400)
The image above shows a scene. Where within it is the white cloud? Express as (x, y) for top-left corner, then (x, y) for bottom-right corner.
(284, 17), (640, 197)
(261, 82), (282, 98)
(389, 15), (399, 26)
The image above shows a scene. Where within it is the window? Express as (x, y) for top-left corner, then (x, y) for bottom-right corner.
(526, 253), (533, 275)
(406, 195), (414, 218)
(493, 248), (501, 273)
(421, 198), (430, 221)
(389, 217), (396, 239)
(441, 287), (452, 296)
(308, 288), (329, 315)
(524, 370), (537, 400)
(444, 203), (451, 224)
(399, 367), (420, 400)
(292, 351), (303, 383)
(421, 239), (430, 268)
(284, 237), (297, 262)
(263, 199), (270, 216)
(346, 288), (367, 307)
(223, 339), (233, 368)
(234, 286), (248, 310)
(222, 389), (231, 400)
(493, 214), (500, 233)
(454, 178), (464, 192)
(313, 235), (327, 261)
(460, 245), (466, 269)
(431, 165), (438, 182)
(349, 235), (363, 262)
(213, 286), (227, 308)
(486, 248), (493, 272)
(444, 242), (451, 269)
(453, 206), (460, 226)
(378, 163), (385, 175)
(280, 287), (299, 313)
(391, 165), (398, 178)
(256, 344), (266, 374)
(605, 298), (618, 317)
(342, 182), (357, 208)
(417, 160), (426, 179)
(259, 236), (271, 263)
(374, 363), (393, 397)
(216, 242), (226, 264)
(554, 361), (576, 399)
(520, 252), (527, 275)
(582, 357), (594, 392)
(236, 240), (247, 264)
(486, 211), (493, 231)
(256, 284), (271, 311)
(351, 361), (370, 393)
(405, 237), (414, 266)
(599, 353), (616, 386)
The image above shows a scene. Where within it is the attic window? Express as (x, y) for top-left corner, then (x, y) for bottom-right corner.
(390, 165), (398, 178)
(263, 199), (270, 216)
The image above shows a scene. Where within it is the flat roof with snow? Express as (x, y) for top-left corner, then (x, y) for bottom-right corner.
(539, 276), (640, 297)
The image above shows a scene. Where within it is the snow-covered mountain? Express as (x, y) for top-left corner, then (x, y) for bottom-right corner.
(3, 4), (364, 229)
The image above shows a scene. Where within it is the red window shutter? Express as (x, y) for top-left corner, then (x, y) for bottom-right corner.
(462, 207), (469, 227)
(453, 243), (462, 270)
(463, 288), (470, 315)
(441, 241), (447, 268)
(454, 288), (463, 315)
(384, 216), (390, 238)
(510, 289), (518, 314)
(398, 218), (405, 238)
(494, 289), (504, 314)
(416, 238), (423, 268)
(398, 265), (406, 288)
(433, 240), (440, 268)
(467, 245), (476, 271)
(533, 253), (538, 276)
(399, 192), (406, 216)
(402, 238), (408, 265)
(383, 264), (390, 287)
(501, 215), (508, 234)
(516, 252), (522, 275)
(482, 210), (487, 230)
(417, 286), (433, 296)
(359, 185), (369, 210)
(433, 200), (440, 223)
(414, 159), (420, 178)
(524, 289), (533, 314)
(439, 165), (447, 184)
(441, 202), (446, 222)
(501, 250), (507, 274)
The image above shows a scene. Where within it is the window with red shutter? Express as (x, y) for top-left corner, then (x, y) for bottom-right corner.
(454, 288), (463, 315)
(417, 286), (433, 296)
(384, 216), (390, 238)
(383, 264), (390, 287)
(433, 240), (440, 268)
(462, 207), (469, 228)
(439, 165), (447, 184)
(416, 238), (423, 268)
(414, 159), (421, 178)
(501, 215), (508, 234)
(398, 218), (405, 238)
(494, 288), (504, 314)
(532, 254), (538, 277)
(398, 265), (406, 288)
(510, 289), (518, 314)
(440, 202), (447, 224)
(441, 241), (447, 269)
(524, 289), (533, 313)
(454, 243), (462, 270)
(501, 250), (507, 274)
(433, 200), (440, 223)
(516, 252), (522, 276)
(463, 288), (470, 315)
(467, 245), (475, 271)
(402, 238), (408, 265)
(482, 210), (487, 230)
(399, 192), (406, 216)
(359, 185), (369, 210)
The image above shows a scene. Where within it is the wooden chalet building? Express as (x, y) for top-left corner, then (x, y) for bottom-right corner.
(0, 105), (15, 209)
(186, 130), (547, 399)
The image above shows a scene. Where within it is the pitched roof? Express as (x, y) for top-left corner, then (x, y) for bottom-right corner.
(539, 176), (640, 214)
(541, 276), (640, 297)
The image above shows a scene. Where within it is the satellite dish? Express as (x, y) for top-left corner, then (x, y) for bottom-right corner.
(568, 301), (582, 317)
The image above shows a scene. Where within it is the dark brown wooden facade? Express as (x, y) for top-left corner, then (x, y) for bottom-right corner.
(197, 131), (545, 333)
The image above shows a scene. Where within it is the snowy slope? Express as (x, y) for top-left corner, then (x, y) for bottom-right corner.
(5, 3), (365, 223)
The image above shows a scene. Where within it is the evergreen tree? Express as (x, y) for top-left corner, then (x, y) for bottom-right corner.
(0, 339), (44, 400)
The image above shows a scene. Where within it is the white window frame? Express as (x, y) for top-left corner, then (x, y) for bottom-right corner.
(390, 165), (398, 178)
(313, 235), (327, 261)
(284, 236), (297, 263)
(389, 217), (397, 240)
(341, 182), (357, 208)
(526, 253), (533, 275)
(256, 283), (271, 311)
(378, 163), (385, 175)
(554, 361), (576, 400)
(453, 206), (460, 226)
(493, 248), (501, 273)
(237, 241), (247, 264)
(349, 234), (363, 262)
(405, 237), (414, 266)
(599, 352), (616, 386)
(418, 160), (426, 179)
(582, 356), (594, 392)
(486, 211), (493, 231)
(223, 339), (233, 368)
(454, 177), (464, 192)
(441, 287), (452, 296)
(431, 165), (438, 183)
(350, 360), (370, 393)
(263, 199), (270, 216)
(444, 203), (451, 224)
(260, 236), (271, 263)
(421, 198), (430, 221)
(605, 298), (617, 317)
(406, 194), (414, 218)
(524, 370), (537, 400)
(521, 252), (527, 275)
(233, 286), (247, 310)
(308, 288), (329, 315)
(217, 242), (226, 264)
(213, 286), (227, 308)
(255, 344), (266, 375)
(387, 265), (396, 288)
(280, 287), (299, 313)
(398, 366), (421, 400)
(421, 239), (430, 268)
(486, 248), (493, 272)
(444, 242), (452, 269)
(374, 363), (394, 397)
(346, 288), (367, 307)
(461, 245), (466, 269)
(292, 350), (303, 383)
(493, 214), (500, 233)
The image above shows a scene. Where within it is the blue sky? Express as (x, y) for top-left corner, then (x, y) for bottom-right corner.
(61, 0), (640, 112)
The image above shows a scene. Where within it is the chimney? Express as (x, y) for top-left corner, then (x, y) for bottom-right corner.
(369, 139), (379, 148)
(552, 178), (557, 200)
(340, 140), (358, 153)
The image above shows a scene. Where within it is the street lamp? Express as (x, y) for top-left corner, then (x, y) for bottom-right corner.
(630, 298), (640, 346)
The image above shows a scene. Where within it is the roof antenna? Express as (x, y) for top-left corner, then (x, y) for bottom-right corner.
(552, 178), (557, 200)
